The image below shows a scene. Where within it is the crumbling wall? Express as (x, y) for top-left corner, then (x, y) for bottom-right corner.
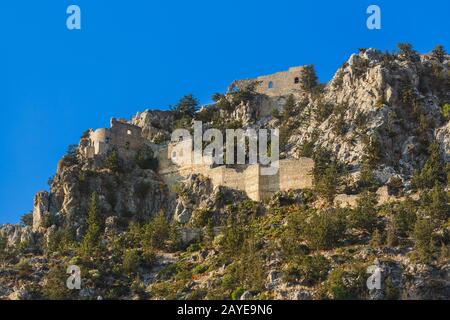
(230, 66), (307, 97)
(157, 142), (315, 202)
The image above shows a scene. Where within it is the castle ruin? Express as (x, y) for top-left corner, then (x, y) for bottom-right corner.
(81, 118), (147, 161)
(156, 140), (314, 202)
(229, 66), (308, 97)
(79, 65), (316, 201)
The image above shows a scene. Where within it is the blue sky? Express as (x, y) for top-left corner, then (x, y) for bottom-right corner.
(0, 0), (449, 224)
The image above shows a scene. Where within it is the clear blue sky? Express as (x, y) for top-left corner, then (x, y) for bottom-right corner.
(0, 0), (448, 224)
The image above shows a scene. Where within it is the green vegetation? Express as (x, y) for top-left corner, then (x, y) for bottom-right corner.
(81, 193), (103, 258)
(349, 191), (378, 233)
(20, 212), (33, 227)
(397, 43), (419, 61)
(413, 218), (435, 263)
(441, 103), (450, 121)
(300, 65), (319, 92)
(173, 94), (199, 119)
(431, 44), (447, 63)
(42, 264), (74, 300)
(301, 209), (346, 250)
(105, 149), (122, 173)
(412, 142), (446, 189)
(61, 144), (79, 168)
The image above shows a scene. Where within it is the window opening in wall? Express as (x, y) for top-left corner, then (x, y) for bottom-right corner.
(268, 81), (273, 89)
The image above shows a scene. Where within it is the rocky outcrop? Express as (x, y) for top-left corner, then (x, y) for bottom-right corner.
(286, 49), (449, 180)
(436, 121), (450, 162)
(131, 109), (174, 143)
(173, 174), (251, 225)
(32, 191), (50, 232)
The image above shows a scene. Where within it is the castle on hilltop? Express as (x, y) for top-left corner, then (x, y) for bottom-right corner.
(155, 139), (314, 202)
(81, 118), (147, 161)
(79, 65), (316, 201)
(229, 66), (308, 97)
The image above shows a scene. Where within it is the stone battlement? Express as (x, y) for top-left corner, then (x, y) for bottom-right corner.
(156, 143), (314, 201)
(81, 118), (146, 161)
(229, 66), (308, 97)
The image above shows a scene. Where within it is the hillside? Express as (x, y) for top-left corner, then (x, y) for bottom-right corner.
(0, 44), (449, 300)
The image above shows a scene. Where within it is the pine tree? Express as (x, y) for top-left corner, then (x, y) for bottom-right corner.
(315, 163), (339, 205)
(105, 149), (122, 173)
(173, 94), (199, 119)
(282, 94), (296, 119)
(143, 211), (170, 250)
(386, 218), (398, 247)
(428, 183), (449, 224)
(300, 65), (319, 92)
(81, 192), (102, 258)
(412, 142), (445, 189)
(431, 44), (447, 63)
(42, 264), (73, 300)
(397, 43), (418, 61)
(0, 234), (7, 265)
(413, 218), (435, 263)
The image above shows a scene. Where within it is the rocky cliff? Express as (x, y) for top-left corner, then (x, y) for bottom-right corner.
(1, 45), (449, 300)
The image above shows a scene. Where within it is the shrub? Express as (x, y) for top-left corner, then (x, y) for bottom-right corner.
(192, 264), (209, 275)
(349, 191), (378, 233)
(411, 142), (446, 189)
(432, 44), (447, 63)
(0, 234), (8, 263)
(441, 103), (450, 121)
(427, 184), (450, 224)
(397, 43), (419, 61)
(142, 211), (170, 250)
(297, 139), (316, 158)
(392, 199), (417, 237)
(384, 277), (399, 300)
(314, 99), (333, 123)
(386, 218), (399, 247)
(20, 212), (33, 227)
(231, 287), (245, 300)
(42, 264), (74, 300)
(16, 259), (33, 278)
(191, 209), (212, 228)
(315, 163), (339, 205)
(122, 249), (141, 274)
(413, 218), (435, 263)
(61, 144), (79, 168)
(351, 57), (370, 78)
(327, 265), (367, 300)
(105, 149), (122, 173)
(301, 209), (346, 250)
(358, 163), (379, 192)
(370, 229), (383, 248)
(296, 254), (330, 286)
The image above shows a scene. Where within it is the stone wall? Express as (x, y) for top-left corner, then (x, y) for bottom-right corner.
(156, 144), (314, 201)
(82, 118), (146, 161)
(230, 66), (307, 97)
